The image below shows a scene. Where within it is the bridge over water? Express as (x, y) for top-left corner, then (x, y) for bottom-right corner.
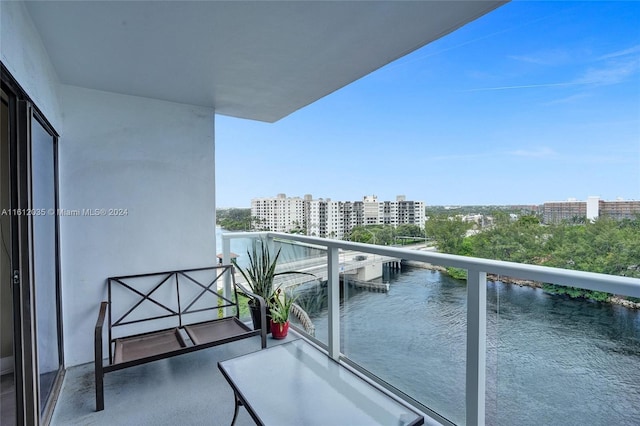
(233, 249), (402, 290)
(229, 241), (437, 291)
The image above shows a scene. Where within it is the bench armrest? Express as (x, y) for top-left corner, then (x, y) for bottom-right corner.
(233, 282), (267, 349)
(95, 301), (108, 332)
(95, 301), (108, 362)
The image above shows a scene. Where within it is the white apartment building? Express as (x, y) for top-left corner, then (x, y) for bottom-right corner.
(252, 194), (425, 238)
(363, 195), (381, 226)
(392, 195), (426, 229)
(307, 198), (346, 239)
(251, 193), (305, 232)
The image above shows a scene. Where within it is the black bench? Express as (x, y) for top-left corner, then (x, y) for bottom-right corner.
(94, 265), (266, 411)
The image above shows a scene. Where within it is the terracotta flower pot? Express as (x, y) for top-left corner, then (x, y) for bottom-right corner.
(270, 320), (289, 339)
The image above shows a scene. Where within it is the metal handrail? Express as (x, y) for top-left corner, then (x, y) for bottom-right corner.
(222, 231), (640, 297)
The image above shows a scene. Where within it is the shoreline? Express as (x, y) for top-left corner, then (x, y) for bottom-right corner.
(403, 260), (640, 310)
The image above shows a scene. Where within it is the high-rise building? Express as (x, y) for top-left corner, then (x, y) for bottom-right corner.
(251, 193), (306, 233)
(542, 196), (640, 224)
(251, 194), (425, 238)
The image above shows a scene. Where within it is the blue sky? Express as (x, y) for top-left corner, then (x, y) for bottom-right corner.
(216, 1), (640, 208)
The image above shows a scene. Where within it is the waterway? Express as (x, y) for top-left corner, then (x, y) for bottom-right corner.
(304, 266), (640, 426)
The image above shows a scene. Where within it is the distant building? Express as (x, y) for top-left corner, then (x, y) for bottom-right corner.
(251, 194), (425, 238)
(542, 196), (640, 224)
(543, 198), (587, 224)
(600, 199), (640, 220)
(251, 193), (306, 233)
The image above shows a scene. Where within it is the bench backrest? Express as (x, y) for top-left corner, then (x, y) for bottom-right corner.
(106, 265), (240, 348)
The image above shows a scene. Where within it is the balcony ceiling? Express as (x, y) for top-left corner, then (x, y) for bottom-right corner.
(26, 1), (506, 122)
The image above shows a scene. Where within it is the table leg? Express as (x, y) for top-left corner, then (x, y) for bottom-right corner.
(231, 392), (242, 426)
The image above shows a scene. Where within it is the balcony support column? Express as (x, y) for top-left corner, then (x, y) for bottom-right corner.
(327, 247), (340, 360)
(466, 269), (487, 426)
(222, 236), (233, 317)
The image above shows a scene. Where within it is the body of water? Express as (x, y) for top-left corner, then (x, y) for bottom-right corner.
(306, 266), (640, 425)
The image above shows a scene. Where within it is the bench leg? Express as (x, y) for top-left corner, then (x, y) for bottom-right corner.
(95, 361), (104, 411)
(95, 308), (106, 412)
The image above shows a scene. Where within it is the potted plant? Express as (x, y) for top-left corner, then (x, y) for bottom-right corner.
(232, 239), (313, 333)
(269, 288), (296, 339)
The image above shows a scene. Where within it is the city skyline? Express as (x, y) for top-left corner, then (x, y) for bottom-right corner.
(221, 192), (636, 209)
(216, 1), (640, 208)
(250, 193), (426, 238)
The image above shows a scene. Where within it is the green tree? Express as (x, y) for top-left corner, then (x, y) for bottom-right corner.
(424, 214), (472, 255)
(470, 214), (547, 264)
(396, 224), (423, 238)
(349, 225), (395, 245)
(517, 215), (540, 226)
(465, 215), (640, 302)
(490, 210), (512, 227)
(216, 208), (252, 231)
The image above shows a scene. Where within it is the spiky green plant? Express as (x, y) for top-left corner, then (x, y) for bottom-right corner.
(269, 288), (297, 324)
(231, 239), (314, 306)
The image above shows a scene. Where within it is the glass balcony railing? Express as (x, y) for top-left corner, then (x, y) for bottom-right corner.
(222, 231), (640, 426)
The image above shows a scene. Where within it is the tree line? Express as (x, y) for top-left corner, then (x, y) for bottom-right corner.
(349, 224), (425, 245)
(424, 212), (640, 302)
(216, 208), (252, 231)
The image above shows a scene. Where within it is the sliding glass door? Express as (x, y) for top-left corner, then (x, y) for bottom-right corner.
(1, 67), (63, 425)
(0, 86), (16, 426)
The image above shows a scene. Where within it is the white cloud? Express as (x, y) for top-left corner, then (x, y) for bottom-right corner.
(544, 93), (591, 105)
(469, 44), (640, 93)
(465, 56), (639, 92)
(463, 81), (579, 92)
(597, 45), (640, 61)
(575, 56), (640, 86)
(510, 147), (557, 158)
(508, 49), (572, 66)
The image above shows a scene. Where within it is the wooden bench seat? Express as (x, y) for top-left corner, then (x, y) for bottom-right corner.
(183, 317), (252, 346)
(113, 328), (186, 364)
(95, 265), (266, 411)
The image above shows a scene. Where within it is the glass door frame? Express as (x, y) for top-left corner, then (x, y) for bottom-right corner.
(1, 63), (64, 425)
(28, 101), (64, 422)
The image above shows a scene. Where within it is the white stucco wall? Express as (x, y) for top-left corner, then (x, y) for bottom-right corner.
(2, 0), (218, 368)
(1, 0), (65, 373)
(0, 1), (63, 129)
(59, 85), (216, 366)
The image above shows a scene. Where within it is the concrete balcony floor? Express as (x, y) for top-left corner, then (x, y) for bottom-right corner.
(51, 334), (294, 426)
